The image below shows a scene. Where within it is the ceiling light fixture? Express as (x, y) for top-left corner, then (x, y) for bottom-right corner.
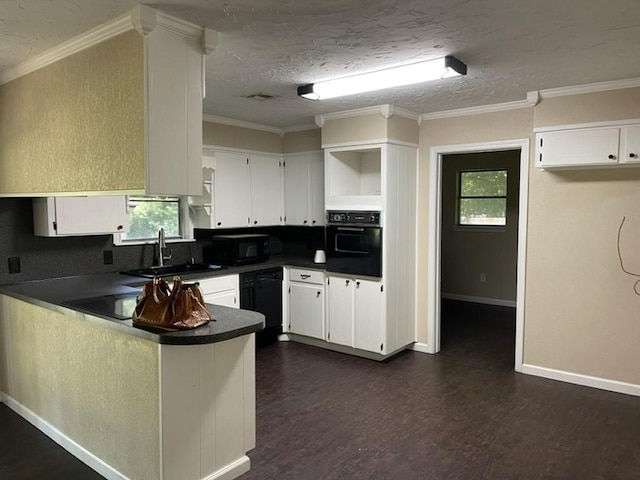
(297, 55), (467, 101)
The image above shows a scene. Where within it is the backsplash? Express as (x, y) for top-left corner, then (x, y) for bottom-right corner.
(0, 198), (325, 285)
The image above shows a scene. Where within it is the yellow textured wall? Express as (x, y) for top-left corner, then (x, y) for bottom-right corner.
(203, 122), (282, 153)
(0, 31), (145, 195)
(0, 296), (160, 480)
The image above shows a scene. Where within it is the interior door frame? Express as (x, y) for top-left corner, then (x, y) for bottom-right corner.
(426, 139), (530, 372)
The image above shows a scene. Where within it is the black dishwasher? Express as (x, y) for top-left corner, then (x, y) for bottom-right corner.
(240, 267), (283, 347)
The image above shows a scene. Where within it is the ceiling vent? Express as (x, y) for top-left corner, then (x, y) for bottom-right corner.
(243, 93), (277, 101)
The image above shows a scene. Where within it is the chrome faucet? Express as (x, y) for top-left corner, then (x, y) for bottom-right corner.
(157, 228), (172, 267)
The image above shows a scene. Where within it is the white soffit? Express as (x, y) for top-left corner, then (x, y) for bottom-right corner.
(203, 114), (318, 136)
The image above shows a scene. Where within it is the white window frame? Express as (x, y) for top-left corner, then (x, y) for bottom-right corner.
(112, 196), (194, 246)
(456, 168), (508, 229)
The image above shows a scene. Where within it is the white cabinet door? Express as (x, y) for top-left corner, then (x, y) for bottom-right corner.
(621, 125), (640, 164)
(33, 196), (129, 237)
(289, 283), (325, 339)
(328, 276), (354, 346)
(309, 153), (325, 226)
(536, 128), (620, 169)
(284, 157), (310, 225)
(354, 279), (384, 354)
(199, 275), (239, 309)
(250, 154), (283, 226)
(212, 151), (251, 228)
(203, 290), (238, 308)
(146, 29), (203, 195)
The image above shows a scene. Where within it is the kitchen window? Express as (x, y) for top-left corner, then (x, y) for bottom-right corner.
(114, 195), (189, 244)
(457, 169), (507, 226)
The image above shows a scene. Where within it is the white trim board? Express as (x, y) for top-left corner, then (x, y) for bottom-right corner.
(0, 393), (129, 480)
(315, 104), (420, 127)
(441, 293), (516, 308)
(535, 77), (640, 99)
(409, 342), (432, 354)
(521, 365), (640, 397)
(202, 145), (283, 157)
(421, 99), (533, 121)
(203, 114), (318, 136)
(321, 139), (420, 149)
(427, 139), (530, 374)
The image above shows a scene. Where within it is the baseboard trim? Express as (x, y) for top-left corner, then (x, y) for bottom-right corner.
(521, 364), (640, 397)
(0, 393), (129, 479)
(441, 293), (516, 308)
(206, 456), (250, 480)
(409, 342), (434, 354)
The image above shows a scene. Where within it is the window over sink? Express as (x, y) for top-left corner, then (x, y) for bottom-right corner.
(114, 195), (191, 245)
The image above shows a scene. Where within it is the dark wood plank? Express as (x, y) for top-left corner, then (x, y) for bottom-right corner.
(2, 301), (640, 479)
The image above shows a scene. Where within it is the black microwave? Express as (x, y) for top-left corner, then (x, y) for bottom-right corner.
(203, 234), (270, 266)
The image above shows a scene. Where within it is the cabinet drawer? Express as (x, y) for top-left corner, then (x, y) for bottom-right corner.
(288, 268), (324, 285)
(197, 275), (238, 294)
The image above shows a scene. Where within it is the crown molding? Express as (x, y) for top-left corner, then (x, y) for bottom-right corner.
(203, 114), (283, 134)
(0, 6), (213, 86)
(281, 124), (319, 133)
(0, 12), (133, 85)
(203, 114), (318, 136)
(420, 99), (533, 121)
(536, 77), (640, 99)
(315, 104), (421, 127)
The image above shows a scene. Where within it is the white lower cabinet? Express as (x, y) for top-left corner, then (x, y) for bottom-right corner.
(328, 275), (384, 354)
(197, 275), (239, 309)
(287, 268), (325, 339)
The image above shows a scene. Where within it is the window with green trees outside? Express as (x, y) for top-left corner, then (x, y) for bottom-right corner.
(458, 170), (507, 226)
(121, 196), (181, 241)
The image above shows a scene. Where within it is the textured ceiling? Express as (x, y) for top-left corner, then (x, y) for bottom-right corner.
(2, 1), (640, 128)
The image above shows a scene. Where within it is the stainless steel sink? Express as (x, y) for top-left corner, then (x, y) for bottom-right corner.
(121, 263), (226, 278)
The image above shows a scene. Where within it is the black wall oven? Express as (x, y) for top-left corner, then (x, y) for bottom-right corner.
(326, 211), (382, 278)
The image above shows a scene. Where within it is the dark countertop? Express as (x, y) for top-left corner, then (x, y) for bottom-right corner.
(0, 255), (326, 346)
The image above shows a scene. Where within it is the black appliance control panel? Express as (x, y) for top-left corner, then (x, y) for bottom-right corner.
(327, 210), (381, 226)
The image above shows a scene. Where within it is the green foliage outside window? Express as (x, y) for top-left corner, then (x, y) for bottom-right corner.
(458, 170), (507, 226)
(122, 196), (181, 241)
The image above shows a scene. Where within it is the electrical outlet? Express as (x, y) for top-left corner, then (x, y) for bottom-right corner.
(8, 257), (21, 274)
(479, 273), (487, 283)
(103, 250), (113, 265)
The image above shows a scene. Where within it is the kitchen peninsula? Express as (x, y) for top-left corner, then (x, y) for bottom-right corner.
(0, 273), (264, 480)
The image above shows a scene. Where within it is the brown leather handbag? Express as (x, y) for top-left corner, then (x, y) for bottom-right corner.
(133, 276), (212, 331)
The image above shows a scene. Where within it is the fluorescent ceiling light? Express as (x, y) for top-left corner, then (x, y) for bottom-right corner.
(298, 55), (467, 101)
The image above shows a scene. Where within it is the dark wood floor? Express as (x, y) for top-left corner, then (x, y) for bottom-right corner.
(2, 300), (640, 479)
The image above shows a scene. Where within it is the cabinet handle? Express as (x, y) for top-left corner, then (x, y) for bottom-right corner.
(316, 291), (321, 297)
(303, 220), (308, 225)
(630, 153), (638, 159)
(300, 274), (311, 279)
(117, 225), (123, 231)
(345, 280), (350, 286)
(356, 281), (360, 287)
(312, 220), (316, 225)
(608, 154), (616, 159)
(254, 220), (258, 225)
(217, 222), (222, 226)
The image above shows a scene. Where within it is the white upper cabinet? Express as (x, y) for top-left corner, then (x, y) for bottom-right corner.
(284, 151), (324, 226)
(204, 149), (283, 228)
(211, 151), (251, 228)
(536, 122), (640, 169)
(145, 27), (205, 196)
(33, 196), (129, 237)
(325, 146), (382, 210)
(250, 154), (283, 226)
(621, 125), (640, 164)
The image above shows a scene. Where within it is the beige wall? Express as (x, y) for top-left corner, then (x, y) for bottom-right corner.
(441, 150), (520, 302)
(282, 128), (322, 153)
(417, 108), (534, 341)
(0, 31), (145, 195)
(524, 89), (640, 384)
(203, 122), (282, 153)
(387, 115), (419, 145)
(0, 296), (160, 479)
(321, 114), (388, 146)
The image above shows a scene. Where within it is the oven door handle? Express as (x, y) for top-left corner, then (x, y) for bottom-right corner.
(335, 227), (365, 232)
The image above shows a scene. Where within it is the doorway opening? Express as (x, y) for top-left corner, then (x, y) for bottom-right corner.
(426, 140), (529, 371)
